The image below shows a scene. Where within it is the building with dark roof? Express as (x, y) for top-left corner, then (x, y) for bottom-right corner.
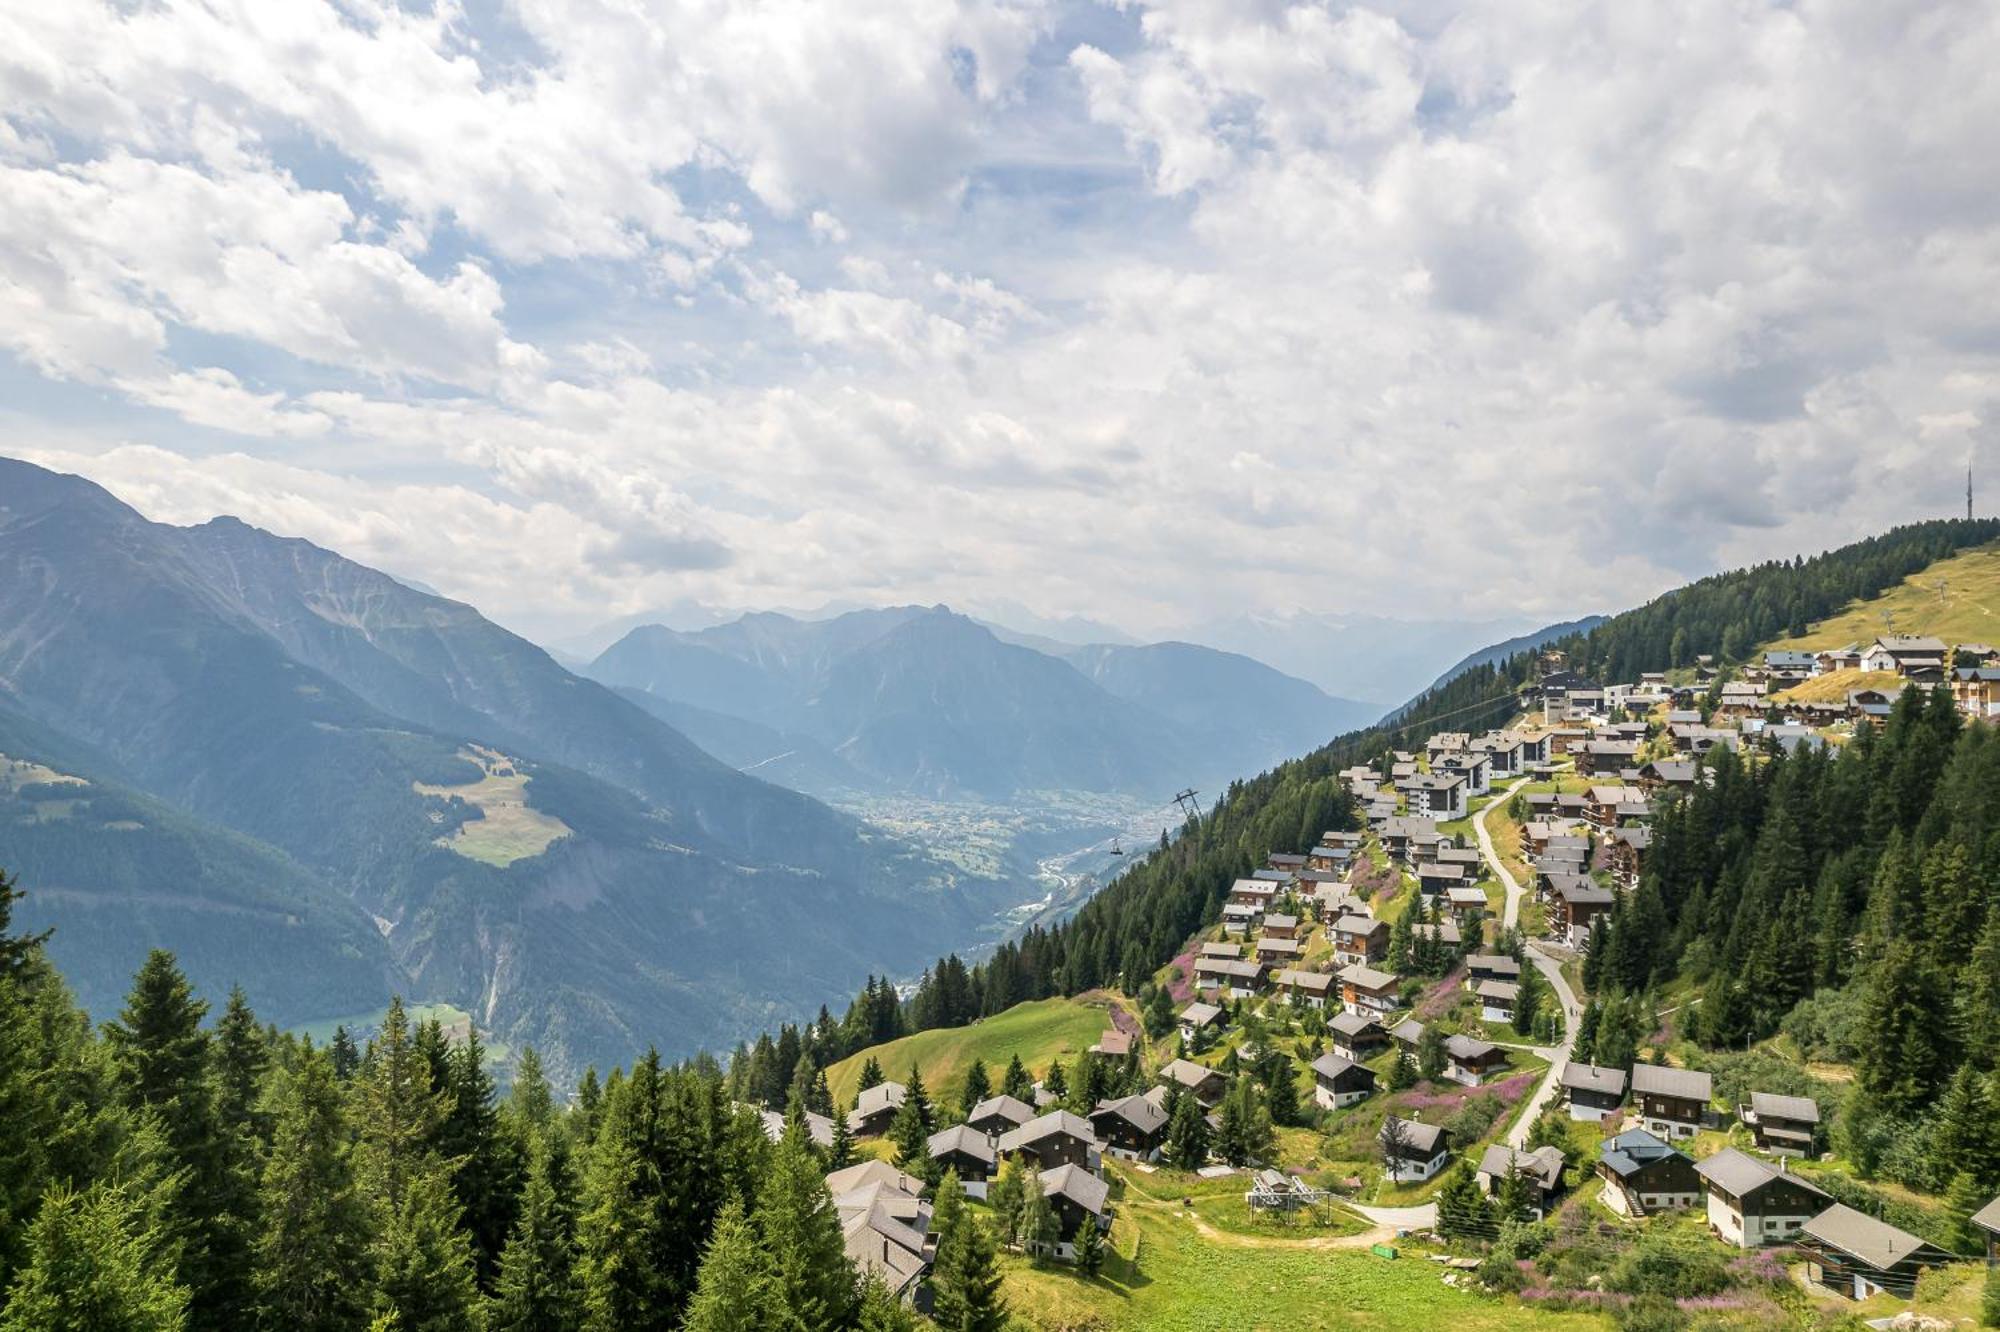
(1799, 1203), (1957, 1300)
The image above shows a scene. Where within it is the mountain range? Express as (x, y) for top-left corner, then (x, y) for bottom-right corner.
(0, 458), (1017, 1074)
(584, 609), (1382, 801)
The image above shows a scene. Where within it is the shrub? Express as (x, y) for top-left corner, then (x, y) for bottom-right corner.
(1611, 1295), (1688, 1332)
(1606, 1234), (1730, 1300)
(1443, 1093), (1505, 1144)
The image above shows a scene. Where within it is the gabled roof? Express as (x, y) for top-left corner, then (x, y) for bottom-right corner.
(1800, 1203), (1946, 1270)
(1040, 1163), (1110, 1216)
(928, 1124), (996, 1166)
(1329, 1011), (1382, 1038)
(1474, 979), (1520, 1002)
(827, 1159), (927, 1205)
(1309, 1052), (1375, 1085)
(1275, 968), (1334, 992)
(1179, 1001), (1224, 1027)
(1560, 1062), (1627, 1097)
(1389, 1018), (1425, 1044)
(1159, 1058), (1223, 1089)
(1694, 1147), (1827, 1201)
(1598, 1128), (1688, 1179)
(965, 1094), (1035, 1128)
(853, 1081), (908, 1119)
(1748, 1091), (1820, 1125)
(997, 1110), (1097, 1154)
(1629, 1063), (1712, 1103)
(1091, 1092), (1167, 1136)
(1477, 1144), (1565, 1191)
(1970, 1196), (2000, 1237)
(1338, 963), (1399, 991)
(1466, 952), (1521, 977)
(1444, 1034), (1498, 1062)
(1380, 1115), (1446, 1154)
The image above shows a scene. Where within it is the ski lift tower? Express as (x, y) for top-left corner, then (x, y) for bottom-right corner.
(1172, 787), (1204, 823)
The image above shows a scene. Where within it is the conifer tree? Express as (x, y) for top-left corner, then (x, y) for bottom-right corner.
(1856, 941), (1957, 1115)
(507, 1048), (555, 1136)
(946, 1062), (988, 1126)
(355, 998), (481, 1332)
(1164, 1093), (1209, 1171)
(1929, 1066), (2000, 1192)
(986, 1156), (1029, 1249)
(856, 1277), (921, 1332)
(1261, 1054), (1301, 1127)
(105, 949), (237, 1323)
(753, 1125), (857, 1332)
(440, 1028), (522, 1287)
(1494, 1159), (1535, 1226)
(1142, 986), (1175, 1040)
(490, 1134), (579, 1332)
(1387, 1046), (1417, 1091)
(254, 1047), (372, 1331)
(1434, 1163), (1489, 1240)
(929, 1171), (1007, 1331)
(1001, 1055), (1032, 1101)
(1018, 1182), (1059, 1267)
(1073, 1208), (1106, 1276)
(330, 1026), (360, 1081)
(1415, 1026), (1445, 1082)
(680, 1198), (777, 1332)
(826, 1100), (855, 1172)
(856, 1056), (884, 1092)
(0, 1185), (189, 1332)
(1960, 910), (2000, 1071)
(1041, 1059), (1067, 1101)
(888, 1094), (936, 1184)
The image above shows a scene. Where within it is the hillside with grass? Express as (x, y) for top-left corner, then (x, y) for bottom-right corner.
(825, 994), (1125, 1107)
(1763, 538), (2000, 652)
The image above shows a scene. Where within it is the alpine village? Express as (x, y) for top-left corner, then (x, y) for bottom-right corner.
(14, 518), (2000, 1332)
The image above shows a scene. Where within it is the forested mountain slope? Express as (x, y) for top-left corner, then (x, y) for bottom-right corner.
(0, 458), (1010, 1072)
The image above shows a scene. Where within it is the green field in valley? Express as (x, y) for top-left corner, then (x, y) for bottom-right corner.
(826, 994), (1125, 1108)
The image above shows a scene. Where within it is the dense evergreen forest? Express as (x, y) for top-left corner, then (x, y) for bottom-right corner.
(0, 873), (994, 1330)
(746, 518), (2000, 1083)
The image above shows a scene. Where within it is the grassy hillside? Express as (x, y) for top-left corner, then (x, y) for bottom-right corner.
(825, 994), (1121, 1108)
(999, 1173), (1600, 1331)
(1766, 539), (2000, 651)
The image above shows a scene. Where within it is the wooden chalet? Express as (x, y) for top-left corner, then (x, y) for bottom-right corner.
(1597, 1129), (1698, 1218)
(1695, 1148), (1830, 1248)
(1800, 1204), (1957, 1300)
(1739, 1091), (1819, 1158)
(1631, 1064), (1712, 1140)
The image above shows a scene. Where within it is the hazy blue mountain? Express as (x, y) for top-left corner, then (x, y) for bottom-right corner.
(0, 457), (1009, 1072)
(1424, 615), (1610, 694)
(1063, 641), (1383, 775)
(1185, 609), (1548, 702)
(591, 608), (1374, 798)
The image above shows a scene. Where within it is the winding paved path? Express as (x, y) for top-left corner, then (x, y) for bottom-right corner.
(1467, 775), (1585, 1149)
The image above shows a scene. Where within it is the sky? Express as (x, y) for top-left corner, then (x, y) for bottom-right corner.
(3, 0), (1997, 645)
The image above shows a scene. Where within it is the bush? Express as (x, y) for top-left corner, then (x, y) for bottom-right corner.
(1780, 984), (1867, 1063)
(1612, 1295), (1688, 1332)
(1444, 1094), (1506, 1145)
(1606, 1234), (1730, 1300)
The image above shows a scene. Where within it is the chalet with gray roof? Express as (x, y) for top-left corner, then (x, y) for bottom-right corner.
(1338, 963), (1401, 1018)
(1445, 1034), (1506, 1086)
(1331, 912), (1390, 966)
(1477, 1145), (1567, 1219)
(1631, 1064), (1711, 1139)
(928, 1124), (997, 1186)
(1597, 1128), (1698, 1217)
(1193, 955), (1265, 998)
(1310, 1052), (1377, 1110)
(1560, 1062), (1626, 1121)
(849, 1081), (908, 1137)
(1389, 1017), (1425, 1055)
(1465, 953), (1520, 987)
(1740, 1091), (1820, 1157)
(1090, 1093), (1168, 1161)
(1177, 1001), (1225, 1044)
(1158, 1058), (1227, 1108)
(1800, 1204), (1957, 1300)
(828, 1161), (933, 1302)
(1328, 1011), (1386, 1061)
(1551, 875), (1615, 947)
(1695, 1148), (1829, 1248)
(1970, 1196), (2000, 1264)
(996, 1109), (1098, 1172)
(1475, 979), (1520, 1024)
(965, 1094), (1035, 1138)
(1274, 967), (1336, 1009)
(1379, 1116), (1450, 1182)
(1038, 1164), (1111, 1259)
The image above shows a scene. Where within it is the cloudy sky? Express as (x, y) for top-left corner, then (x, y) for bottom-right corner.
(3, 0), (1996, 644)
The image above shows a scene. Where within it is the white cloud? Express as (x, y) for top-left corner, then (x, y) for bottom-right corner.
(4, 0), (2000, 645)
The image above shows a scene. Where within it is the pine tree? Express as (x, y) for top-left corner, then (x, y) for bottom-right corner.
(1388, 1047), (1417, 1091)
(856, 1277), (921, 1332)
(1929, 1066), (2000, 1191)
(1434, 1163), (1489, 1240)
(1041, 1059), (1067, 1102)
(1415, 1026), (1444, 1082)
(753, 1126), (857, 1332)
(1164, 1094), (1209, 1171)
(986, 1156), (1029, 1250)
(355, 998), (481, 1332)
(1018, 1181), (1059, 1266)
(958, 1059), (991, 1119)
(1001, 1055), (1032, 1100)
(490, 1134), (579, 1332)
(439, 1028), (522, 1288)
(1216, 1076), (1273, 1166)
(929, 1172), (1006, 1331)
(857, 1057), (884, 1092)
(507, 1048), (555, 1136)
(105, 949), (236, 1323)
(1261, 1055), (1301, 1127)
(330, 1027), (360, 1081)
(1511, 964), (1541, 1037)
(208, 993), (269, 1329)
(1960, 909), (2000, 1071)
(1856, 941), (1958, 1115)
(1142, 986), (1175, 1040)
(680, 1198), (777, 1332)
(1072, 1207), (1106, 1276)
(1494, 1158), (1535, 1225)
(253, 1047), (372, 1331)
(826, 1100), (855, 1171)
(888, 1093), (935, 1183)
(0, 1185), (189, 1332)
